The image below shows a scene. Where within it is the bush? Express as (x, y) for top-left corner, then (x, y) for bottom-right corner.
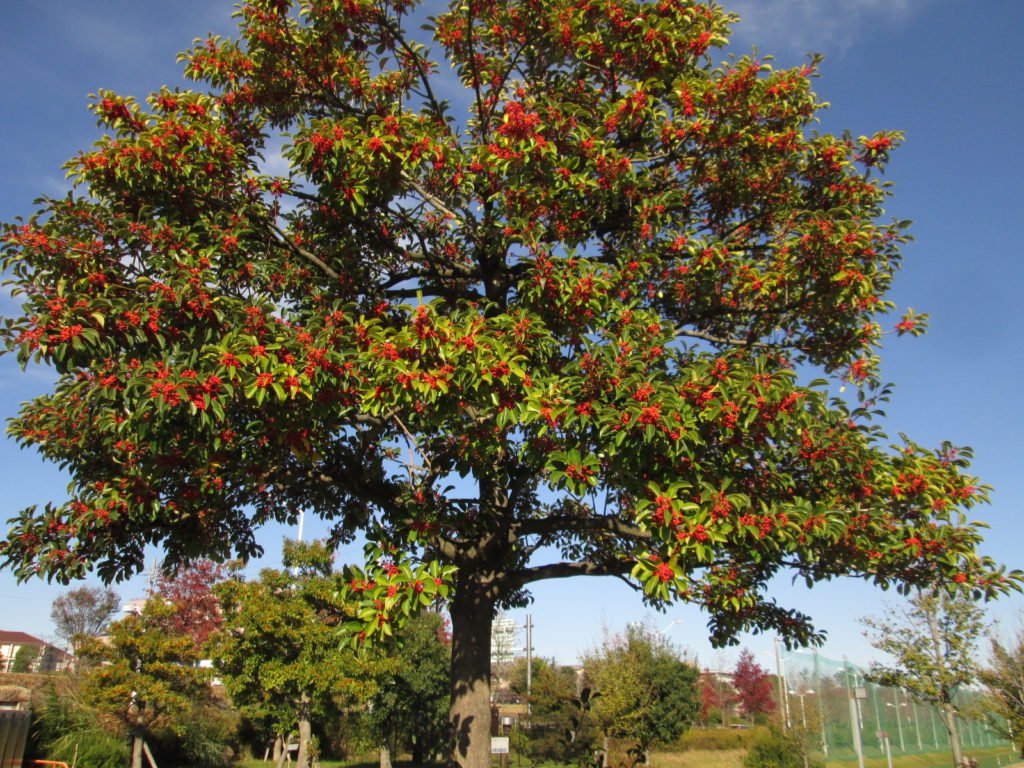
(677, 726), (768, 752)
(742, 730), (820, 768)
(32, 686), (129, 768)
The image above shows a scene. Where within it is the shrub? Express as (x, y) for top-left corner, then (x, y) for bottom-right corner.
(32, 686), (129, 768)
(742, 730), (820, 768)
(677, 726), (767, 752)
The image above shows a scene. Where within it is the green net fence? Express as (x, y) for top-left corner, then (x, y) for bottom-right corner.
(777, 649), (1016, 764)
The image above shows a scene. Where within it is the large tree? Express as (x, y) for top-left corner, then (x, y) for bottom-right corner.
(861, 588), (985, 768)
(0, 2), (1019, 767)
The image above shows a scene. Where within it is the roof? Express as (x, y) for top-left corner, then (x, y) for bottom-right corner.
(0, 631), (47, 646)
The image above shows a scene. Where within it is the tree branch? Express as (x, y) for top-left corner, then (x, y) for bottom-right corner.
(513, 559), (634, 586)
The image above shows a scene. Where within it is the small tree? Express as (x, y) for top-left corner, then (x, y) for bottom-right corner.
(211, 540), (384, 768)
(11, 644), (41, 673)
(360, 611), (451, 766)
(152, 559), (226, 652)
(732, 648), (776, 723)
(861, 588), (985, 768)
(50, 585), (120, 656)
(979, 623), (1024, 757)
(508, 657), (590, 762)
(584, 625), (700, 763)
(699, 670), (735, 726)
(77, 599), (215, 768)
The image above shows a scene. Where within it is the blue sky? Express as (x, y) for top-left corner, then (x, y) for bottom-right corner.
(1, 0), (1022, 671)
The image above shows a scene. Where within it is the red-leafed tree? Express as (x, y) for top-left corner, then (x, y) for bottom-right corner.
(1, 2), (1019, 768)
(732, 648), (776, 722)
(700, 670), (735, 725)
(152, 558), (227, 651)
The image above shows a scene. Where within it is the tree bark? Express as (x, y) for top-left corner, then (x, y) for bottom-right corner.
(296, 691), (313, 768)
(449, 574), (495, 768)
(132, 732), (144, 768)
(380, 745), (393, 768)
(942, 703), (964, 768)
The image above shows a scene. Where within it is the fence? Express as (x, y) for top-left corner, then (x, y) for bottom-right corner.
(0, 709), (30, 768)
(777, 649), (1014, 764)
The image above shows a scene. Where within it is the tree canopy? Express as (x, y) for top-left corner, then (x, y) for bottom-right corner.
(1, 1), (1019, 766)
(77, 599), (215, 768)
(731, 648), (775, 722)
(50, 585), (120, 655)
(212, 540), (383, 768)
(583, 625), (700, 754)
(980, 623), (1024, 757)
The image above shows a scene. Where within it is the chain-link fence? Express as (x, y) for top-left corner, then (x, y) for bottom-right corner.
(777, 649), (1014, 764)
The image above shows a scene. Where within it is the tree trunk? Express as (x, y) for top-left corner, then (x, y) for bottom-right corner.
(942, 704), (964, 767)
(411, 734), (425, 764)
(272, 735), (283, 763)
(449, 575), (495, 768)
(296, 692), (313, 768)
(380, 745), (393, 768)
(132, 732), (144, 768)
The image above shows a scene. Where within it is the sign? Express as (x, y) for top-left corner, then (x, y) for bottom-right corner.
(491, 737), (510, 754)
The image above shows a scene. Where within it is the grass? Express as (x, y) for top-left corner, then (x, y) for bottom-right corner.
(822, 746), (1021, 768)
(236, 746), (1022, 768)
(649, 747), (748, 768)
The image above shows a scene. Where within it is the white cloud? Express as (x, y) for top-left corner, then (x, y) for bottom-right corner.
(726, 0), (934, 59)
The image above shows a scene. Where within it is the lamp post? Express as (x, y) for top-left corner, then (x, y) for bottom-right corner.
(886, 692), (906, 752)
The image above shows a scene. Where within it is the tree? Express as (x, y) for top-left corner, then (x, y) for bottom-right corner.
(861, 588), (985, 768)
(979, 623), (1024, 757)
(152, 559), (226, 651)
(699, 670), (735, 726)
(211, 540), (382, 768)
(11, 644), (41, 673)
(1, 2), (1019, 767)
(584, 625), (700, 761)
(508, 657), (591, 762)
(50, 585), (120, 656)
(360, 611), (451, 766)
(732, 648), (775, 723)
(77, 599), (215, 768)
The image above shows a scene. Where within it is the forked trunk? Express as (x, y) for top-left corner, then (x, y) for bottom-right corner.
(448, 576), (495, 768)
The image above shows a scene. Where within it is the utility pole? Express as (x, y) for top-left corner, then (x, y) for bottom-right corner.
(524, 614), (534, 714)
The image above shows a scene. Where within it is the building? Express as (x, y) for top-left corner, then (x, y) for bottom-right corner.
(0, 631), (72, 673)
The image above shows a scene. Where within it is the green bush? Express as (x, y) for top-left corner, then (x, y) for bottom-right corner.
(677, 726), (768, 751)
(742, 730), (820, 768)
